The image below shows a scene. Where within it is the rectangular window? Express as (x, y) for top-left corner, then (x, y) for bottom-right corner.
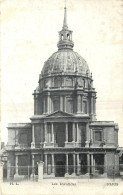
(94, 131), (102, 141)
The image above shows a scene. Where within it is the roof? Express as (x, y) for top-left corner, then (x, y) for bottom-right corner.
(41, 50), (90, 77)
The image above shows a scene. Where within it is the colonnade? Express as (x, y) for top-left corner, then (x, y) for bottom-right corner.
(43, 153), (86, 176)
(35, 93), (96, 115)
(31, 122), (90, 148)
(13, 153), (107, 177)
(42, 153), (106, 176)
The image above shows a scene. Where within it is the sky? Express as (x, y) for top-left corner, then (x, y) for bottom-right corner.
(1, 0), (123, 146)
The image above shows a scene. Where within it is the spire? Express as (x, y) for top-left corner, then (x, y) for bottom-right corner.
(63, 2), (68, 30)
(57, 1), (74, 50)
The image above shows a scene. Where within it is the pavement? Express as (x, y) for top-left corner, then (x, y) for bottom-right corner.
(0, 178), (123, 195)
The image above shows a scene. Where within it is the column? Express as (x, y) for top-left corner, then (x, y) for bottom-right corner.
(91, 154), (94, 175)
(93, 97), (95, 114)
(15, 155), (19, 175)
(47, 95), (50, 113)
(51, 123), (54, 144)
(87, 153), (90, 175)
(95, 98), (96, 115)
(32, 154), (35, 167)
(87, 100), (89, 114)
(38, 161), (44, 181)
(72, 123), (75, 142)
(90, 129), (93, 145)
(76, 123), (79, 143)
(51, 98), (53, 112)
(31, 124), (35, 148)
(77, 153), (80, 175)
(43, 98), (45, 114)
(85, 123), (90, 147)
(44, 123), (47, 143)
(64, 96), (66, 112)
(32, 154), (35, 176)
(7, 161), (11, 180)
(15, 129), (18, 147)
(91, 96), (93, 115)
(28, 154), (31, 166)
(52, 154), (55, 174)
(104, 153), (107, 176)
(40, 124), (43, 147)
(48, 125), (51, 143)
(65, 154), (69, 175)
(44, 154), (47, 174)
(54, 125), (56, 144)
(0, 163), (3, 183)
(35, 96), (38, 115)
(77, 95), (81, 113)
(60, 96), (63, 111)
(81, 95), (83, 113)
(73, 154), (76, 175)
(93, 156), (95, 174)
(15, 130), (18, 146)
(65, 123), (68, 143)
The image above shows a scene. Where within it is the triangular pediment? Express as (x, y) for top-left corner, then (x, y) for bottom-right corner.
(46, 111), (74, 118)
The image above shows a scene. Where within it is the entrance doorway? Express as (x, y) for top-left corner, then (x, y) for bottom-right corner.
(55, 154), (66, 177)
(55, 123), (65, 147)
(80, 154), (87, 175)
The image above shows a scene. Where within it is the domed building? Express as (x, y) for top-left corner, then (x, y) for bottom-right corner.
(5, 6), (120, 180)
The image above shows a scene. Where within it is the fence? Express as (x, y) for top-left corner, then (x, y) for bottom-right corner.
(3, 166), (38, 182)
(2, 164), (123, 182)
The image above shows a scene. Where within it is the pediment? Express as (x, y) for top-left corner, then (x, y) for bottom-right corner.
(46, 111), (74, 118)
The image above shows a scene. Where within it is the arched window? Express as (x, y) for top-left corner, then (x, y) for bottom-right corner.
(54, 77), (61, 88)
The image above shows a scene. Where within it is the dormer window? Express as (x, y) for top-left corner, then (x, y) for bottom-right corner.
(67, 33), (70, 40)
(61, 34), (63, 40)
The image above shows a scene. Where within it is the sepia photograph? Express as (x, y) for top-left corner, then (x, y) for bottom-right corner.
(0, 0), (123, 194)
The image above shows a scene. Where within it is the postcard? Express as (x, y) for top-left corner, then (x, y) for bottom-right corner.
(0, 0), (123, 195)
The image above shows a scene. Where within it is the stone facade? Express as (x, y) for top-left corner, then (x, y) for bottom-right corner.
(5, 6), (121, 179)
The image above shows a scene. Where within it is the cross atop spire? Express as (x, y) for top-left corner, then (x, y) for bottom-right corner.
(65, 0), (67, 7)
(63, 0), (68, 29)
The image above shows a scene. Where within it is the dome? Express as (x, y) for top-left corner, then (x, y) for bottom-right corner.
(41, 50), (90, 77)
